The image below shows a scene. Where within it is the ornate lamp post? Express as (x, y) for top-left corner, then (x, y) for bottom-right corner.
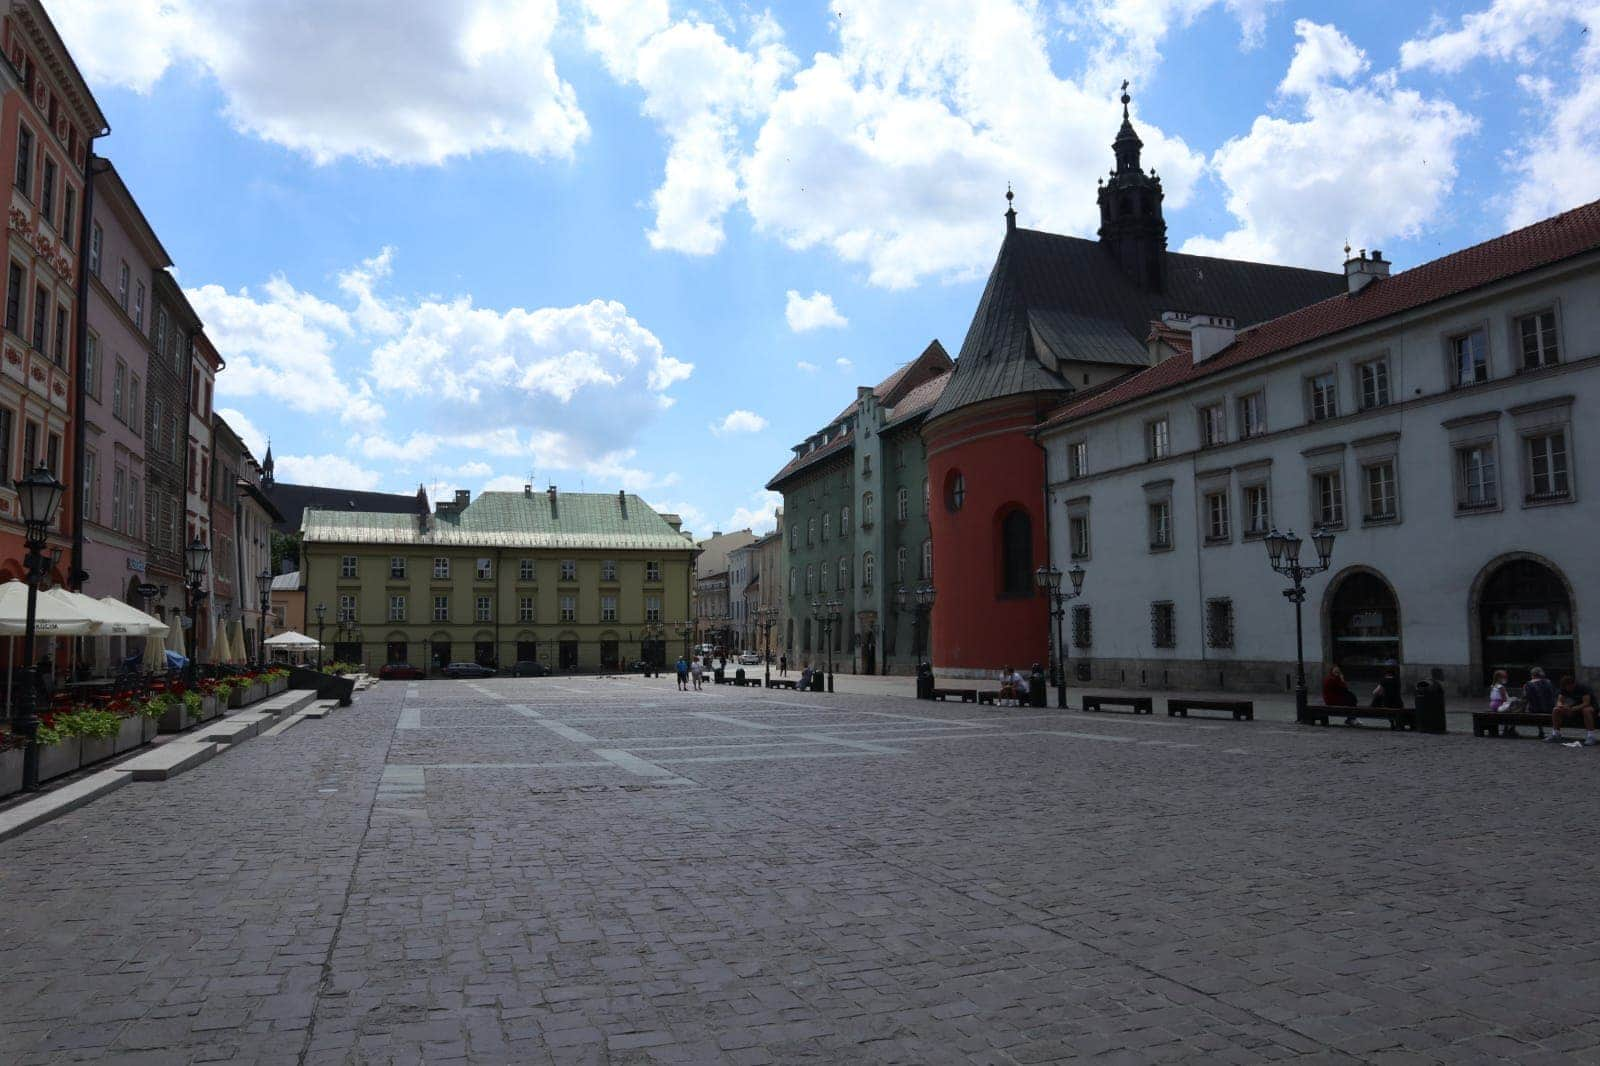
(1035, 562), (1085, 709)
(256, 568), (272, 665)
(810, 599), (841, 692)
(914, 583), (936, 665)
(183, 537), (211, 684)
(755, 605), (779, 685)
(675, 621), (694, 659)
(314, 602), (327, 671)
(11, 464), (65, 792)
(1265, 527), (1336, 724)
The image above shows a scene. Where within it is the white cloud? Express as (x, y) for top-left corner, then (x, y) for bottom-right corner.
(710, 409), (768, 435)
(1506, 67), (1600, 226)
(50, 0), (587, 165)
(784, 290), (848, 332)
(274, 453), (382, 490)
(795, 360), (818, 373)
(726, 490), (782, 533)
(650, 498), (711, 537)
(1398, 0), (1594, 74)
(1181, 20), (1476, 268)
(216, 407), (267, 460)
(835, 357), (854, 372)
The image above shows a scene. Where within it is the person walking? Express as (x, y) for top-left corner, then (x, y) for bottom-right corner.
(690, 657), (705, 691)
(675, 655), (689, 691)
(779, 653), (788, 677)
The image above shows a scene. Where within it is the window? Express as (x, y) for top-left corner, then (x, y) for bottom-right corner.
(4, 262), (21, 334)
(338, 595), (356, 623)
(1199, 403), (1226, 448)
(645, 560), (661, 582)
(821, 513), (831, 541)
(841, 505), (851, 530)
(1307, 372), (1337, 422)
(1243, 484), (1271, 536)
(1151, 602), (1176, 649)
(1001, 509), (1033, 595)
(127, 477), (139, 534)
(559, 594), (576, 622)
(1313, 470), (1345, 528)
(601, 594), (617, 622)
(53, 304), (64, 365)
(895, 545), (907, 584)
(518, 596), (535, 622)
(1236, 393), (1265, 439)
(154, 309), (167, 356)
(40, 157), (55, 224)
(45, 432), (59, 477)
(1148, 500), (1171, 550)
(1146, 418), (1170, 460)
(1069, 515), (1090, 560)
(111, 466), (124, 532)
(1205, 491), (1230, 542)
(389, 556), (406, 579)
(862, 551), (876, 588)
(1451, 329), (1489, 388)
(13, 124), (30, 194)
(1363, 462), (1397, 521)
(807, 517), (815, 544)
(862, 492), (875, 527)
(0, 407), (12, 486)
(645, 595), (662, 622)
(476, 558), (492, 581)
(83, 450), (96, 521)
(388, 595), (406, 622)
(560, 559), (576, 581)
(1071, 605), (1091, 649)
(133, 282), (145, 330)
(805, 564), (814, 594)
(944, 473), (964, 512)
(838, 557), (850, 589)
(89, 222), (102, 276)
(476, 596), (491, 622)
(1457, 444), (1498, 510)
(519, 558), (534, 581)
(116, 262), (129, 310)
(61, 186), (73, 249)
(1205, 598), (1234, 648)
(31, 285), (46, 350)
(922, 477), (930, 514)
(896, 486), (909, 521)
(128, 377), (140, 434)
(433, 595), (449, 621)
(112, 360), (125, 421)
(1525, 432), (1570, 501)
(788, 523), (797, 550)
(83, 333), (97, 398)
(433, 557), (450, 579)
(22, 420), (37, 470)
(1067, 440), (1087, 478)
(788, 568), (796, 596)
(336, 555), (355, 578)
(1358, 358), (1390, 410)
(921, 538), (932, 580)
(1517, 310), (1559, 370)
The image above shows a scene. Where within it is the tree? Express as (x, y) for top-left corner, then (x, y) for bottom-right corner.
(272, 530), (303, 573)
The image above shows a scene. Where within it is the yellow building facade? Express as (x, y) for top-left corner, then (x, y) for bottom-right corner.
(302, 488), (695, 672)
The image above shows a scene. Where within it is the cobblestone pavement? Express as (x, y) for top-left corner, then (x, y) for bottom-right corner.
(3, 676), (1599, 1064)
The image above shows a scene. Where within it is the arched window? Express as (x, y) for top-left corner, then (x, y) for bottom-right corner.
(805, 564), (814, 594)
(822, 513), (831, 541)
(922, 477), (930, 514)
(921, 538), (932, 579)
(862, 492), (875, 527)
(807, 517), (815, 545)
(838, 557), (849, 589)
(1329, 570), (1400, 686)
(896, 487), (908, 521)
(1000, 508), (1033, 597)
(841, 505), (850, 532)
(863, 551), (876, 588)
(944, 471), (965, 511)
(896, 546), (907, 583)
(1480, 558), (1574, 683)
(788, 568), (795, 596)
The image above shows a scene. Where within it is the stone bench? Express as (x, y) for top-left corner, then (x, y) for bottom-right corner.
(1167, 697), (1254, 721)
(931, 688), (977, 703)
(1083, 694), (1154, 715)
(1303, 704), (1415, 730)
(0, 770), (131, 843)
(113, 742), (221, 781)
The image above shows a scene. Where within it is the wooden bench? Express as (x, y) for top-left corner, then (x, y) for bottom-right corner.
(1472, 711), (1550, 738)
(931, 687), (977, 703)
(765, 679), (798, 690)
(1083, 694), (1154, 715)
(1303, 704), (1415, 730)
(1168, 697), (1254, 721)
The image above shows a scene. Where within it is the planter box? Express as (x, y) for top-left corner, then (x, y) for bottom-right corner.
(114, 715), (145, 754)
(142, 716), (159, 743)
(202, 695), (219, 719)
(227, 686), (246, 709)
(247, 682), (266, 705)
(158, 705), (191, 733)
(269, 678), (287, 695)
(39, 738), (81, 782)
(81, 733), (117, 766)
(1, 748), (21, 798)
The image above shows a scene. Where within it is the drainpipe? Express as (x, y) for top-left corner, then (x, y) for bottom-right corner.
(69, 145), (107, 591)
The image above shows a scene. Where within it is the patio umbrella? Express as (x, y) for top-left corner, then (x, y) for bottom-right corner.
(0, 581), (103, 636)
(166, 617), (187, 658)
(230, 618), (249, 664)
(95, 597), (169, 636)
(141, 632), (166, 671)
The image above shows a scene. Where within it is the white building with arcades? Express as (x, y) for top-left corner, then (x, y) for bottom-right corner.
(1036, 200), (1600, 697)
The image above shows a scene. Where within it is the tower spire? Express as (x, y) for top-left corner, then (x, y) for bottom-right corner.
(1004, 184), (1016, 233)
(1097, 80), (1167, 292)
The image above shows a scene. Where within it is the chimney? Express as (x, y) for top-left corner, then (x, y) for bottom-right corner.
(1344, 248), (1390, 294)
(454, 489), (470, 508)
(523, 483), (532, 498)
(618, 490), (628, 519)
(1188, 314), (1237, 364)
(547, 485), (558, 519)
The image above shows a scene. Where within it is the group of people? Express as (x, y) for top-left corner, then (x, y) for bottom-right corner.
(1320, 665), (1404, 726)
(672, 655), (705, 690)
(1489, 666), (1597, 745)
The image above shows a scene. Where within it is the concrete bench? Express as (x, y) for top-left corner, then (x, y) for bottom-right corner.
(113, 742), (221, 781)
(766, 679), (798, 690)
(1083, 694), (1154, 715)
(931, 688), (977, 703)
(0, 770), (131, 843)
(1168, 698), (1254, 721)
(1303, 704), (1415, 730)
(303, 700), (341, 720)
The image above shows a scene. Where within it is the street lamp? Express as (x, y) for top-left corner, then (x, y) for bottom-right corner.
(810, 599), (841, 692)
(914, 583), (936, 666)
(314, 602), (327, 671)
(1035, 562), (1086, 709)
(11, 464), (65, 792)
(256, 568), (272, 665)
(755, 604), (779, 685)
(184, 536), (211, 684)
(1265, 527), (1336, 723)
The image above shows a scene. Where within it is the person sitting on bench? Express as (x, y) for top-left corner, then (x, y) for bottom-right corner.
(1322, 665), (1358, 725)
(1369, 668), (1403, 710)
(1544, 674), (1597, 746)
(999, 664), (1028, 707)
(798, 664), (813, 691)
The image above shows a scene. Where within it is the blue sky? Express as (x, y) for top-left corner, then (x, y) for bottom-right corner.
(50, 0), (1600, 536)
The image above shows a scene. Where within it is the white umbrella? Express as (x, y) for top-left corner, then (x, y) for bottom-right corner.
(141, 632), (166, 671)
(0, 581), (102, 635)
(96, 597), (169, 636)
(230, 618), (249, 664)
(264, 630), (320, 648)
(166, 617), (187, 658)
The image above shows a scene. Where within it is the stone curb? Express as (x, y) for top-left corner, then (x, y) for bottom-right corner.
(0, 769), (131, 843)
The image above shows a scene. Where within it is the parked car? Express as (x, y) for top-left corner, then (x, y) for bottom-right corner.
(738, 651), (761, 666)
(510, 660), (551, 677)
(442, 662), (496, 678)
(378, 662), (425, 680)
(694, 643), (715, 657)
(626, 658), (654, 672)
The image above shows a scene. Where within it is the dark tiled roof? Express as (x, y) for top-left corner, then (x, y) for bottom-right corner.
(765, 430), (853, 491)
(883, 370), (952, 432)
(929, 228), (1346, 421)
(270, 482), (421, 535)
(1048, 198), (1600, 426)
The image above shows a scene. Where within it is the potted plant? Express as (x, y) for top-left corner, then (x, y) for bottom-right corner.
(183, 689), (206, 723)
(223, 677), (247, 709)
(153, 691), (189, 733)
(35, 715), (83, 782)
(76, 707), (123, 766)
(0, 734), (22, 798)
(113, 703), (145, 753)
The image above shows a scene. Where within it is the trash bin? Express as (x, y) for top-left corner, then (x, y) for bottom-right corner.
(1414, 680), (1447, 733)
(812, 670), (824, 692)
(713, 665), (725, 684)
(1029, 664), (1047, 708)
(735, 667), (745, 683)
(916, 661), (935, 700)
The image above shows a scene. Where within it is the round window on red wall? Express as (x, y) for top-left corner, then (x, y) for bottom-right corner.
(944, 470), (966, 512)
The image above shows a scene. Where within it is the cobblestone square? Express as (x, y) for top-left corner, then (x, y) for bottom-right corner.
(3, 678), (1598, 1064)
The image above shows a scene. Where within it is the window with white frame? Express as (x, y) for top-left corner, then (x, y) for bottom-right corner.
(389, 556), (406, 579)
(1517, 309), (1559, 370)
(337, 595), (356, 623)
(388, 595), (406, 622)
(559, 594), (575, 622)
(862, 492), (875, 527)
(1452, 329), (1489, 387)
(519, 559), (535, 581)
(1312, 469), (1345, 528)
(838, 557), (850, 589)
(518, 596), (535, 622)
(896, 487), (909, 521)
(921, 538), (932, 580)
(1199, 403), (1226, 448)
(822, 513), (831, 541)
(1525, 431), (1570, 501)
(1205, 598), (1234, 648)
(1067, 440), (1087, 478)
(475, 596), (491, 622)
(645, 560), (661, 582)
(645, 595), (661, 622)
(1243, 484), (1270, 536)
(560, 559), (576, 581)
(922, 477), (930, 514)
(1149, 500), (1172, 550)
(433, 595), (449, 621)
(1069, 515), (1090, 560)
(431, 557), (449, 579)
(1236, 392), (1266, 439)
(1307, 372), (1337, 422)
(1457, 443), (1498, 510)
(601, 594), (617, 621)
(840, 505), (851, 531)
(600, 559), (616, 581)
(1146, 418), (1170, 460)
(1204, 490), (1230, 542)
(1363, 462), (1398, 521)
(340, 555), (357, 578)
(862, 551), (875, 587)
(1358, 358), (1390, 410)
(477, 558), (493, 580)
(895, 545), (906, 583)
(1150, 601), (1176, 649)
(807, 517), (815, 544)
(805, 564), (814, 594)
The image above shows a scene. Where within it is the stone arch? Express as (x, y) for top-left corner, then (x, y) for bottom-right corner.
(1469, 552), (1577, 687)
(1319, 565), (1401, 687)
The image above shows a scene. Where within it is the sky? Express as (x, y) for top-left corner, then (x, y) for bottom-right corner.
(47, 0), (1600, 538)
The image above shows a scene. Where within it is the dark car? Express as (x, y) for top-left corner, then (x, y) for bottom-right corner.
(442, 661), (496, 679)
(378, 662), (425, 680)
(510, 660), (551, 677)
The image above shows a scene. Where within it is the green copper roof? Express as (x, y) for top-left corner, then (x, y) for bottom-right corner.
(302, 491), (695, 551)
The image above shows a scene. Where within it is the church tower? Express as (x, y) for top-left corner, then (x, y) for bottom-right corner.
(261, 441), (275, 488)
(1096, 84), (1167, 292)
